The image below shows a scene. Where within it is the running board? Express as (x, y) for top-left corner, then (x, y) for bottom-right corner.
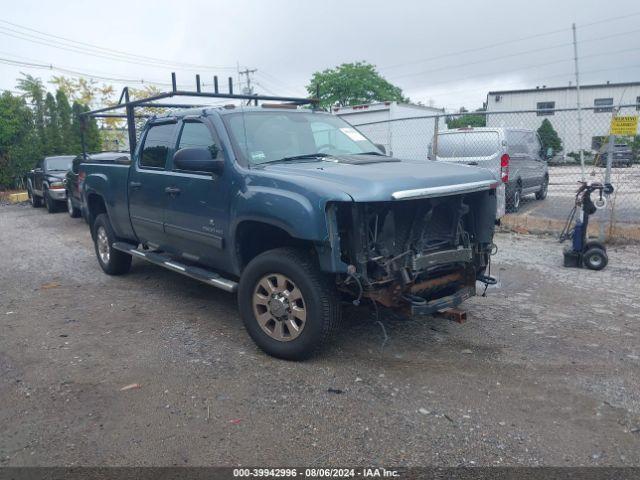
(112, 242), (238, 293)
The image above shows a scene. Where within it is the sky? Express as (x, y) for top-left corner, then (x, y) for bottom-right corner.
(1, 0), (639, 111)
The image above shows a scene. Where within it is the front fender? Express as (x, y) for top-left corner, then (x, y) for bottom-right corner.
(230, 186), (328, 241)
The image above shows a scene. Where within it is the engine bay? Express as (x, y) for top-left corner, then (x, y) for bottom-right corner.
(330, 189), (497, 309)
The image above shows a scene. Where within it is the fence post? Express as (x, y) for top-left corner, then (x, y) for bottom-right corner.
(432, 115), (439, 158)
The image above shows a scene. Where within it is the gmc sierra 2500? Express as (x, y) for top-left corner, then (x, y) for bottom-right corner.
(79, 85), (498, 360)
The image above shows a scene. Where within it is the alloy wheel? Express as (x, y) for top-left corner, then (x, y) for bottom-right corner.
(96, 226), (111, 264)
(252, 273), (307, 342)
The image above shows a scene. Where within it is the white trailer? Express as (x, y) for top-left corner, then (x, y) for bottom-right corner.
(332, 102), (446, 161)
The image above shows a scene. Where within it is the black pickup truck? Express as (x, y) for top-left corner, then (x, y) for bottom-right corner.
(65, 152), (130, 218)
(27, 155), (75, 213)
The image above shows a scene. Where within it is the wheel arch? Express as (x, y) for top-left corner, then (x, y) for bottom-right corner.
(232, 219), (317, 274)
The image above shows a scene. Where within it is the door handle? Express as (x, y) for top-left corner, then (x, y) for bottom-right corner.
(129, 181), (142, 189)
(164, 186), (181, 195)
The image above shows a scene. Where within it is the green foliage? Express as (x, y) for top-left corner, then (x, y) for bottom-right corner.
(44, 92), (62, 154)
(446, 111), (487, 129)
(0, 73), (104, 188)
(306, 62), (407, 109)
(537, 118), (563, 154)
(0, 92), (38, 187)
(56, 89), (73, 151)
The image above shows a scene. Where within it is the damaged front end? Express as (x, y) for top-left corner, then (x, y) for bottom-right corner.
(327, 185), (497, 316)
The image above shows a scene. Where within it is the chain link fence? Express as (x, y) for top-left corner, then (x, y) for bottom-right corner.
(349, 105), (640, 242)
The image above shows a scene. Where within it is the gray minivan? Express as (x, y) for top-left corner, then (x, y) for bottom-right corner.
(432, 127), (550, 213)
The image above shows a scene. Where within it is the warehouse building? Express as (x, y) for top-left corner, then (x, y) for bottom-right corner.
(485, 81), (640, 155)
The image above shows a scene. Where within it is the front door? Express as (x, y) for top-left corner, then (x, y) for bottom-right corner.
(128, 121), (177, 249)
(164, 118), (230, 270)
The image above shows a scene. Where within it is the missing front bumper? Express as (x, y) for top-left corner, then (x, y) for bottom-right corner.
(409, 286), (475, 317)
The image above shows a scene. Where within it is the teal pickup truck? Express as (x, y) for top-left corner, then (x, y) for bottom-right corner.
(80, 92), (498, 359)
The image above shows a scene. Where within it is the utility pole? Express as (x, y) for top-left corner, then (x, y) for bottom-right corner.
(238, 67), (257, 96)
(572, 23), (585, 182)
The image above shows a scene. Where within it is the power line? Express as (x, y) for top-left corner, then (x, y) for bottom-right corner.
(0, 18), (237, 71)
(420, 64), (640, 110)
(387, 27), (640, 81)
(238, 68), (257, 95)
(394, 46), (640, 91)
(378, 11), (640, 72)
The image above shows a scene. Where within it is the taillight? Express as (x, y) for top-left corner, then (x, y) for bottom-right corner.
(500, 154), (509, 183)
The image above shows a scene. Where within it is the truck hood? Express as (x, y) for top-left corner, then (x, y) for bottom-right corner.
(259, 155), (498, 202)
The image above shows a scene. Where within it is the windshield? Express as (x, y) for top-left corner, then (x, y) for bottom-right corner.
(225, 111), (380, 165)
(437, 131), (500, 158)
(44, 156), (73, 172)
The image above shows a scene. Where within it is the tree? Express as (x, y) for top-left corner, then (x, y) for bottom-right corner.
(446, 107), (487, 129)
(43, 92), (62, 154)
(537, 118), (562, 154)
(0, 92), (37, 187)
(16, 73), (46, 157)
(56, 89), (73, 152)
(306, 62), (408, 109)
(70, 102), (101, 153)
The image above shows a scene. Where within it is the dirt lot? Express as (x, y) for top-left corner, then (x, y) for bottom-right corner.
(1, 203), (639, 467)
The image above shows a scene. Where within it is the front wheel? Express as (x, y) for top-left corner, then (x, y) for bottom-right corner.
(238, 247), (341, 360)
(44, 190), (57, 213)
(535, 176), (549, 200)
(583, 247), (608, 271)
(92, 214), (132, 275)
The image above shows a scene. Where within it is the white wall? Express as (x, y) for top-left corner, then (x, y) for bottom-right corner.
(335, 102), (444, 160)
(486, 84), (640, 153)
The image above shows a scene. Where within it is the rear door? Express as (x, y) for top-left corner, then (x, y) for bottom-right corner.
(163, 117), (230, 269)
(435, 130), (501, 179)
(506, 130), (530, 187)
(128, 121), (177, 249)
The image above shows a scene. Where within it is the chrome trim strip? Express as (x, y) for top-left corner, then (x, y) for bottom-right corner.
(392, 180), (497, 200)
(130, 250), (146, 257)
(164, 261), (186, 272)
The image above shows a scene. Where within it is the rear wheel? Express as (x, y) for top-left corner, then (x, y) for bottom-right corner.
(29, 186), (42, 208)
(535, 176), (548, 200)
(67, 195), (81, 218)
(507, 183), (522, 213)
(238, 247), (340, 360)
(583, 247), (608, 271)
(92, 213), (132, 275)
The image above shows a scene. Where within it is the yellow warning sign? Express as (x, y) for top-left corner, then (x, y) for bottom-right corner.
(610, 115), (638, 135)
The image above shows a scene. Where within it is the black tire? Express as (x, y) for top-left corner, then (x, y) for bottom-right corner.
(583, 247), (608, 271)
(238, 247), (341, 360)
(92, 213), (132, 275)
(535, 175), (548, 200)
(29, 186), (42, 208)
(67, 194), (81, 218)
(44, 189), (57, 213)
(507, 183), (522, 213)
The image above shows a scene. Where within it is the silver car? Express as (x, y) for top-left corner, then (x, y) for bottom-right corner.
(432, 127), (550, 214)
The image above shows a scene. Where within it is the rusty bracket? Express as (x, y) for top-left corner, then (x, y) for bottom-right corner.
(435, 308), (467, 324)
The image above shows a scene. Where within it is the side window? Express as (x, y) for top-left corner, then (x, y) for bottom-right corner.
(177, 121), (217, 153)
(594, 98), (613, 113)
(140, 124), (175, 169)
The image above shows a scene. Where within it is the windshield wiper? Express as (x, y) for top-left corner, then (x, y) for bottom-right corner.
(260, 153), (330, 165)
(355, 151), (386, 156)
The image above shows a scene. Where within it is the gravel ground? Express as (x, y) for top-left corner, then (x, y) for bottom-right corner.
(0, 203), (639, 467)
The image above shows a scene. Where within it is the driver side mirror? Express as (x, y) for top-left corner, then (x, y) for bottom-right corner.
(173, 146), (224, 174)
(545, 147), (553, 159)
